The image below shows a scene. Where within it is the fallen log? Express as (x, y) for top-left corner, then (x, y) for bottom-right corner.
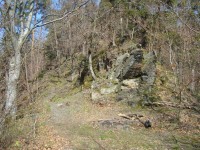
(118, 113), (151, 128)
(118, 113), (143, 120)
(144, 102), (200, 113)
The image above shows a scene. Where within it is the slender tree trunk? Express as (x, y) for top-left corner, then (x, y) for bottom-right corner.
(5, 48), (21, 115)
(29, 30), (35, 100)
(169, 41), (174, 68)
(89, 53), (97, 80)
(71, 55), (75, 81)
(120, 17), (124, 37)
(93, 12), (97, 33)
(126, 18), (129, 29)
(190, 67), (195, 93)
(82, 41), (86, 56)
(53, 22), (59, 59)
(131, 27), (135, 40)
(112, 30), (116, 46)
(24, 53), (31, 101)
(53, 22), (61, 76)
(31, 29), (35, 80)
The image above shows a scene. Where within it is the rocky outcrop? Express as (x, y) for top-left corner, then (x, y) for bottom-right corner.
(118, 78), (140, 106)
(122, 50), (143, 79)
(100, 85), (120, 95)
(91, 49), (157, 105)
(109, 50), (143, 80)
(91, 79), (120, 103)
(122, 79), (139, 89)
(141, 51), (157, 86)
(109, 53), (130, 80)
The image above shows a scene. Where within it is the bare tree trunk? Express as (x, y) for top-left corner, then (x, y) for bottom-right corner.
(93, 12), (97, 33)
(190, 67), (195, 93)
(89, 52), (97, 80)
(30, 29), (35, 80)
(82, 41), (87, 56)
(120, 17), (124, 37)
(71, 55), (75, 81)
(29, 30), (35, 100)
(130, 27), (135, 40)
(112, 30), (116, 46)
(169, 41), (173, 66)
(126, 18), (129, 29)
(53, 22), (59, 59)
(53, 22), (61, 76)
(36, 27), (43, 96)
(5, 48), (21, 115)
(24, 53), (31, 101)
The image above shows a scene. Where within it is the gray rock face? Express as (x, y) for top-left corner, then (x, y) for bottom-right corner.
(91, 80), (120, 102)
(114, 50), (156, 106)
(142, 51), (157, 86)
(109, 50), (143, 80)
(116, 88), (139, 102)
(122, 79), (139, 89)
(91, 81), (103, 102)
(91, 49), (157, 105)
(110, 49), (156, 85)
(100, 85), (120, 95)
(115, 53), (130, 67)
(109, 53), (130, 80)
(122, 50), (143, 79)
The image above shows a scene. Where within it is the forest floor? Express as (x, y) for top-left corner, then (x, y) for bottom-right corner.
(9, 75), (200, 150)
(46, 91), (200, 150)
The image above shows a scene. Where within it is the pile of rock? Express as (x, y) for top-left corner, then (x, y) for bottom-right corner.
(91, 49), (157, 106)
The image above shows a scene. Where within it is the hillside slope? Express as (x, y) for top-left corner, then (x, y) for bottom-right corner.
(6, 67), (199, 150)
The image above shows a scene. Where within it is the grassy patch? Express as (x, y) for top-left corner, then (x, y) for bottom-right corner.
(65, 124), (168, 149)
(45, 103), (51, 112)
(50, 95), (64, 102)
(67, 87), (82, 96)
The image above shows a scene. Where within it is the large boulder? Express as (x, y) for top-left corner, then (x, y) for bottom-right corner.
(122, 79), (139, 89)
(91, 49), (157, 105)
(100, 85), (120, 95)
(117, 78), (140, 107)
(142, 51), (157, 86)
(122, 50), (143, 79)
(109, 49), (156, 85)
(109, 53), (130, 80)
(91, 79), (120, 102)
(116, 88), (141, 107)
(114, 50), (156, 106)
(109, 50), (143, 80)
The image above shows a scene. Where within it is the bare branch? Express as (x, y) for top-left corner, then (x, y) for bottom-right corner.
(158, 0), (200, 34)
(33, 0), (90, 29)
(23, 0), (34, 36)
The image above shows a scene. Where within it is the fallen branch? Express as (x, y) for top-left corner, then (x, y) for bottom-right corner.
(145, 102), (200, 112)
(118, 113), (144, 120)
(118, 113), (151, 128)
(118, 113), (133, 120)
(90, 136), (107, 150)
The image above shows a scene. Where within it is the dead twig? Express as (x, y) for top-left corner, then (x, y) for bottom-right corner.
(90, 136), (107, 150)
(118, 113), (151, 128)
(144, 102), (200, 113)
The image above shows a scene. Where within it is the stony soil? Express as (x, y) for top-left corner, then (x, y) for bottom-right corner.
(45, 88), (200, 150)
(8, 76), (199, 150)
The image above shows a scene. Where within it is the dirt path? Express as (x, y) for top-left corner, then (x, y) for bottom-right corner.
(48, 91), (130, 149)
(47, 91), (174, 150)
(8, 77), (199, 149)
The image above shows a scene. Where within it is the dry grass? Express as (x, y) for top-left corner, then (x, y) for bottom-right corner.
(4, 71), (199, 150)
